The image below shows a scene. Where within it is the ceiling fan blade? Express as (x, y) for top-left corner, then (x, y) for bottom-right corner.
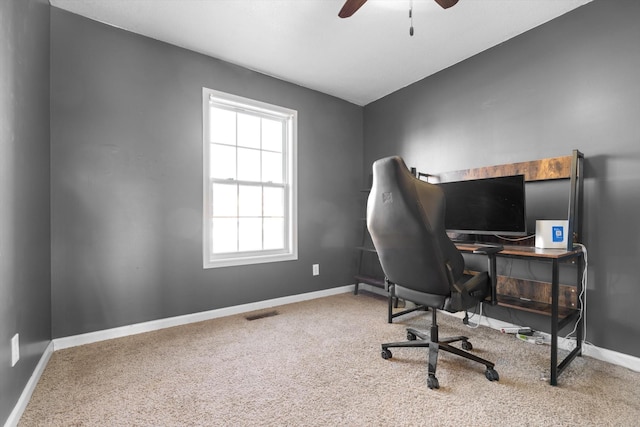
(434, 0), (459, 9)
(339, 0), (368, 18)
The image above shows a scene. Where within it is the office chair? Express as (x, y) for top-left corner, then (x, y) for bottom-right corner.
(367, 156), (500, 389)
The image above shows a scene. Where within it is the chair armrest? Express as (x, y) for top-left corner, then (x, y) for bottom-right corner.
(471, 244), (503, 255)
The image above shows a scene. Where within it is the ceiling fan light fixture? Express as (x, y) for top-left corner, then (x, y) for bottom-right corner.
(338, 0), (368, 18)
(434, 0), (459, 9)
(409, 0), (414, 36)
(339, 0), (459, 18)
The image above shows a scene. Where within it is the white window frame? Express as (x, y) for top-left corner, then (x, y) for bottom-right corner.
(202, 88), (298, 268)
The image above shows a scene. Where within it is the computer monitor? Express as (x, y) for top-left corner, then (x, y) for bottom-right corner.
(436, 174), (527, 237)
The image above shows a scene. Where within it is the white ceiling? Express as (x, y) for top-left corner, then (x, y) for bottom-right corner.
(49, 0), (592, 106)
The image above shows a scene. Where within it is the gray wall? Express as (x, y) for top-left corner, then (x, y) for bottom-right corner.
(50, 9), (364, 338)
(364, 0), (640, 357)
(0, 0), (51, 424)
(4, 1), (639, 422)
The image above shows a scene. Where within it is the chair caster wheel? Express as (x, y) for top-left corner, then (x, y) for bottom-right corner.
(381, 349), (392, 359)
(427, 375), (439, 389)
(407, 331), (417, 341)
(461, 340), (473, 350)
(485, 368), (499, 382)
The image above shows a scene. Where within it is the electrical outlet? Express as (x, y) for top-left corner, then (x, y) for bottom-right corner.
(11, 334), (19, 367)
(312, 264), (320, 276)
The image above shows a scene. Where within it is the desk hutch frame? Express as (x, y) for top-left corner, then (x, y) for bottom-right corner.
(434, 150), (585, 386)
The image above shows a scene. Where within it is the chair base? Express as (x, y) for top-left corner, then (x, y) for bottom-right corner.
(381, 311), (499, 389)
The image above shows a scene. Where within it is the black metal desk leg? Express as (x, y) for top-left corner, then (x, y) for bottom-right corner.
(551, 259), (559, 386)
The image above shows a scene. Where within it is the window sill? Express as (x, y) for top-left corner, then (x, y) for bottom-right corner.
(203, 252), (297, 269)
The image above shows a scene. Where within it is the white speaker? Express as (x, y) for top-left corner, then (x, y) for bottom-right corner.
(535, 220), (569, 249)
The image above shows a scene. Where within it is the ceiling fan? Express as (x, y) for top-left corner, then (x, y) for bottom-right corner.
(338, 0), (459, 18)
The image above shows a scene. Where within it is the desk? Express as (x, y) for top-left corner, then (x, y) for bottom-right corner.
(456, 243), (584, 386)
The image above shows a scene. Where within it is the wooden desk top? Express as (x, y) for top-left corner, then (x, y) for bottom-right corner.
(455, 243), (583, 260)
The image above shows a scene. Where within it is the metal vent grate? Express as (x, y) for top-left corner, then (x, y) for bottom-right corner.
(245, 310), (279, 321)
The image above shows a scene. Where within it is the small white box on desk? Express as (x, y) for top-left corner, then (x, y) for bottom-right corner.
(535, 220), (569, 249)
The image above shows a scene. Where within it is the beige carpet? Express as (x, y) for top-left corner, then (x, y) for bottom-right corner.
(20, 292), (640, 426)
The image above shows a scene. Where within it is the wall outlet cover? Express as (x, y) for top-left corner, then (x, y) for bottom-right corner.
(11, 334), (19, 367)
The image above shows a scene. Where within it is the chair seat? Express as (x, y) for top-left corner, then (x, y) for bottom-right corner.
(394, 271), (490, 313)
(394, 284), (448, 309)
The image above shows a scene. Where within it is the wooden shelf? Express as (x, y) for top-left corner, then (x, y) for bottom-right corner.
(354, 187), (383, 296)
(354, 274), (385, 289)
(494, 294), (577, 319)
(456, 243), (582, 260)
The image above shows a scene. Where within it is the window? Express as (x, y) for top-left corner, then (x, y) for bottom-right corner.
(203, 88), (297, 268)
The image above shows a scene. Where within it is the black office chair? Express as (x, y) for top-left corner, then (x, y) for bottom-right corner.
(367, 156), (500, 389)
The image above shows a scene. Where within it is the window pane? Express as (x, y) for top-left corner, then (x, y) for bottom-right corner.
(210, 144), (236, 180)
(263, 187), (284, 217)
(264, 218), (285, 250)
(204, 88), (297, 268)
(262, 118), (283, 152)
(237, 147), (261, 182)
(212, 183), (237, 217)
(238, 218), (262, 252)
(262, 151), (283, 184)
(238, 113), (261, 149)
(212, 218), (237, 253)
(209, 107), (236, 145)
(238, 185), (262, 217)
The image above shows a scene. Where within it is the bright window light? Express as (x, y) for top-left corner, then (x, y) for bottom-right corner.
(203, 88), (297, 268)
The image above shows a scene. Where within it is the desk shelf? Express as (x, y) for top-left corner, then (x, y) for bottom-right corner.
(495, 294), (578, 324)
(354, 274), (385, 289)
(354, 190), (385, 294)
(458, 242), (584, 386)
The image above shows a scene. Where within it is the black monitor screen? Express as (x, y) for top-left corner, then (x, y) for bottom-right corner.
(436, 174), (526, 236)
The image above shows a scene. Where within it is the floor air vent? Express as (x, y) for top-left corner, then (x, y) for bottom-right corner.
(245, 310), (279, 321)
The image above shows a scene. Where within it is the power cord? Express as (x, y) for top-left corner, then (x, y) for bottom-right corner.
(464, 243), (590, 351)
(563, 243), (592, 349)
(493, 233), (536, 242)
(464, 302), (483, 329)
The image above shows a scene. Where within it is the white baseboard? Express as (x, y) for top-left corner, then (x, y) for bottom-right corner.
(8, 284), (640, 427)
(361, 288), (640, 374)
(583, 343), (640, 372)
(6, 286), (353, 426)
(4, 341), (54, 427)
(448, 305), (640, 373)
(53, 284), (355, 350)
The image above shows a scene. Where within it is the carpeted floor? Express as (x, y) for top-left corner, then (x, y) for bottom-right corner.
(19, 292), (640, 426)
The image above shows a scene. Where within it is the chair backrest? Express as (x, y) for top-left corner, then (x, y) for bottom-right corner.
(367, 156), (464, 297)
